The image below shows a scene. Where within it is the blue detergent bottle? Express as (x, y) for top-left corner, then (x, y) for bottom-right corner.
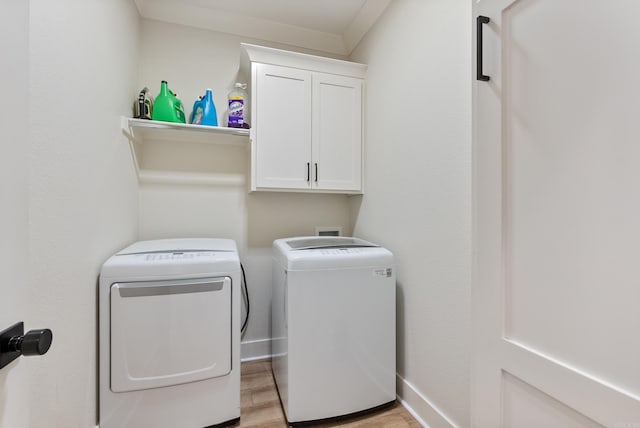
(190, 88), (218, 126)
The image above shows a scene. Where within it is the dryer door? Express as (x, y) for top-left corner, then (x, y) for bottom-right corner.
(110, 277), (231, 392)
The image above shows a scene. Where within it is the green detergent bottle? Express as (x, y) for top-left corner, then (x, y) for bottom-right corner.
(152, 80), (186, 123)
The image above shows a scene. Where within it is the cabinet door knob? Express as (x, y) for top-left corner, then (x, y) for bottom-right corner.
(306, 162), (310, 182)
(315, 163), (318, 182)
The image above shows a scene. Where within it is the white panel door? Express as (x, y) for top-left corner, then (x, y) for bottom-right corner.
(473, 1), (640, 427)
(0, 1), (29, 426)
(254, 63), (311, 190)
(312, 73), (362, 192)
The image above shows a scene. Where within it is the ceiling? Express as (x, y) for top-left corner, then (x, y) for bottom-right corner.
(134, 0), (391, 56)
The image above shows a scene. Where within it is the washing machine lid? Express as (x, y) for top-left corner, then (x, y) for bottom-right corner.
(273, 237), (393, 270)
(284, 237), (377, 250)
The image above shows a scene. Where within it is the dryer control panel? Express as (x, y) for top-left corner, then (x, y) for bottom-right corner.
(143, 251), (216, 262)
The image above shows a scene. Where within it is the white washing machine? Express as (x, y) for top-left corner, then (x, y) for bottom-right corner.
(271, 236), (396, 425)
(99, 238), (241, 428)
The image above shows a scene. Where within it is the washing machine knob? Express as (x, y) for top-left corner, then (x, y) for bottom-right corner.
(9, 328), (53, 356)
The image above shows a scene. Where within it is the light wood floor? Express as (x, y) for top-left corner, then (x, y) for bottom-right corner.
(239, 359), (421, 428)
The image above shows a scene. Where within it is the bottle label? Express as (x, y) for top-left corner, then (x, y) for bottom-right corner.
(228, 98), (244, 127)
(192, 106), (203, 124)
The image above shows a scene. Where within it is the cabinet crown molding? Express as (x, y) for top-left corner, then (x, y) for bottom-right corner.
(240, 43), (367, 79)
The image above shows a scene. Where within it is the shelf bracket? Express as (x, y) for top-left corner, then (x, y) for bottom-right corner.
(120, 117), (141, 178)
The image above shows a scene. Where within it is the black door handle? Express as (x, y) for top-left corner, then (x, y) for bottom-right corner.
(306, 162), (310, 182)
(477, 15), (491, 81)
(314, 163), (318, 182)
(0, 322), (53, 369)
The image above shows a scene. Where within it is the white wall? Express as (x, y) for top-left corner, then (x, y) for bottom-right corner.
(349, 1), (472, 427)
(137, 19), (352, 359)
(0, 1), (29, 427)
(25, 1), (139, 426)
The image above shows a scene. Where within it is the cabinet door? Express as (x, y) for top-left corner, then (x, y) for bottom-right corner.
(312, 73), (362, 192)
(254, 63), (311, 190)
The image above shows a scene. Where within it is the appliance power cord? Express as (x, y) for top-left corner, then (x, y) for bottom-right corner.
(240, 263), (250, 334)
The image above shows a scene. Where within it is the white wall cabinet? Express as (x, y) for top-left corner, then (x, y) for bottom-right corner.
(242, 43), (366, 194)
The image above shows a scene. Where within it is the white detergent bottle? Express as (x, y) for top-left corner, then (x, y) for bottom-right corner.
(227, 83), (247, 128)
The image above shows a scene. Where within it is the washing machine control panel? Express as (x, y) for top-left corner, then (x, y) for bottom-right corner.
(317, 248), (364, 256)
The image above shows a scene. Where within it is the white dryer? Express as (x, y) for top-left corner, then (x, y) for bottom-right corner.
(272, 236), (396, 425)
(99, 238), (241, 428)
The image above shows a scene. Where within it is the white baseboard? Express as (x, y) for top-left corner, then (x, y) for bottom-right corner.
(240, 338), (272, 362)
(397, 374), (458, 428)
